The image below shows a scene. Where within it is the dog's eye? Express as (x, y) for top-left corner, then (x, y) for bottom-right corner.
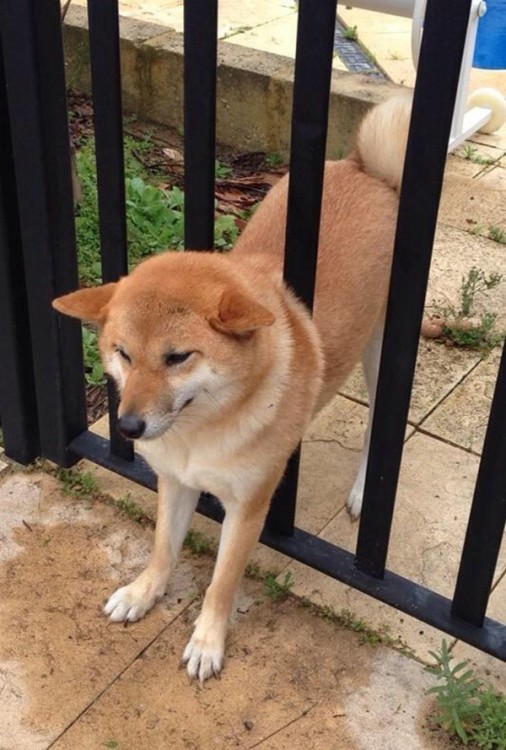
(116, 347), (131, 364)
(165, 351), (192, 366)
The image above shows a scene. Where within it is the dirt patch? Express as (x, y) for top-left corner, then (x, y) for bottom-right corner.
(0, 470), (456, 750)
(0, 471), (196, 748)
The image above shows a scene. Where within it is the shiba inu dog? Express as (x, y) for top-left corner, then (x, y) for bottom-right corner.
(53, 94), (411, 683)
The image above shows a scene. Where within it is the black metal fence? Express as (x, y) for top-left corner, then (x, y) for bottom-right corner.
(0, 0), (505, 660)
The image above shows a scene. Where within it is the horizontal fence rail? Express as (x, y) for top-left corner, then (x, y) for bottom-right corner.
(0, 0), (505, 663)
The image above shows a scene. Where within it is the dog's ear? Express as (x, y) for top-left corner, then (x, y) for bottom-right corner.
(210, 289), (275, 335)
(52, 283), (117, 324)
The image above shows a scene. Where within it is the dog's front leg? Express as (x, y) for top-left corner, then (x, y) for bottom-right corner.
(182, 477), (279, 684)
(104, 475), (199, 622)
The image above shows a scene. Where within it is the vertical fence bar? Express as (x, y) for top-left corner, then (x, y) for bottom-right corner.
(184, 0), (218, 250)
(355, 0), (473, 578)
(451, 344), (506, 626)
(0, 39), (40, 464)
(0, 0), (87, 466)
(87, 0), (133, 461)
(267, 0), (337, 536)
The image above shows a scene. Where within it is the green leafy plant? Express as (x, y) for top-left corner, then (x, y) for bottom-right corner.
(426, 640), (506, 748)
(125, 177), (186, 255)
(426, 640), (482, 742)
(82, 326), (105, 386)
(214, 213), (239, 249)
(75, 137), (240, 288)
(472, 688), (506, 749)
(215, 159), (232, 179)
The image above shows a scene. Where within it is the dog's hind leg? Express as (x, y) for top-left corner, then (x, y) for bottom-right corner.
(346, 323), (384, 519)
(104, 475), (199, 622)
(182, 472), (282, 684)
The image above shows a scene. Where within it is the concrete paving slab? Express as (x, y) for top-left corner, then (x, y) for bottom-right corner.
(339, 341), (480, 427)
(438, 162), (506, 233)
(229, 14), (347, 72)
(102, 0), (299, 37)
(288, 432), (506, 661)
(306, 394), (368, 447)
(223, 13), (297, 58)
(426, 223), (506, 328)
(469, 127), (506, 152)
(422, 348), (502, 453)
(0, 471), (198, 749)
(455, 145), (506, 178)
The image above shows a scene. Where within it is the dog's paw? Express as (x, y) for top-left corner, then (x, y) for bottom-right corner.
(104, 575), (165, 622)
(346, 484), (363, 520)
(182, 631), (225, 685)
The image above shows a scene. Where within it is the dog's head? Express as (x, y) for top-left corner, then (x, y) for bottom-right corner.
(53, 252), (275, 441)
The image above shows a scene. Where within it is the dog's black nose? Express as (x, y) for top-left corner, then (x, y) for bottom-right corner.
(117, 414), (146, 440)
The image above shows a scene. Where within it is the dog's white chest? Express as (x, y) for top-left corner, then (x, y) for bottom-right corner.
(136, 434), (253, 504)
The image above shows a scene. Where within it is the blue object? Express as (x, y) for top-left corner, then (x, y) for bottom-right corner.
(474, 0), (506, 69)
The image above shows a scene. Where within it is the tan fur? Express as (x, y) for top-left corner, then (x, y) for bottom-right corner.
(53, 93), (412, 683)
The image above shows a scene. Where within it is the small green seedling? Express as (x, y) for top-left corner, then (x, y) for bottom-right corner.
(184, 529), (216, 555)
(460, 144), (496, 166)
(343, 25), (358, 41)
(263, 571), (294, 602)
(265, 152), (283, 168)
(57, 468), (98, 499)
(116, 494), (147, 524)
(429, 267), (504, 352)
(488, 225), (506, 245)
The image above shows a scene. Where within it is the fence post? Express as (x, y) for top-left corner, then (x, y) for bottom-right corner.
(87, 0), (134, 462)
(355, 0), (473, 578)
(0, 39), (40, 464)
(268, 0), (337, 536)
(0, 0), (87, 466)
(183, 0), (218, 250)
(452, 343), (506, 626)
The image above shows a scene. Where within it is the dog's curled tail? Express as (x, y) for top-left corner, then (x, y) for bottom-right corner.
(355, 92), (412, 191)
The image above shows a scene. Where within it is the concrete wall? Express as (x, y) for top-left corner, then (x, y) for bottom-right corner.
(63, 6), (402, 158)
